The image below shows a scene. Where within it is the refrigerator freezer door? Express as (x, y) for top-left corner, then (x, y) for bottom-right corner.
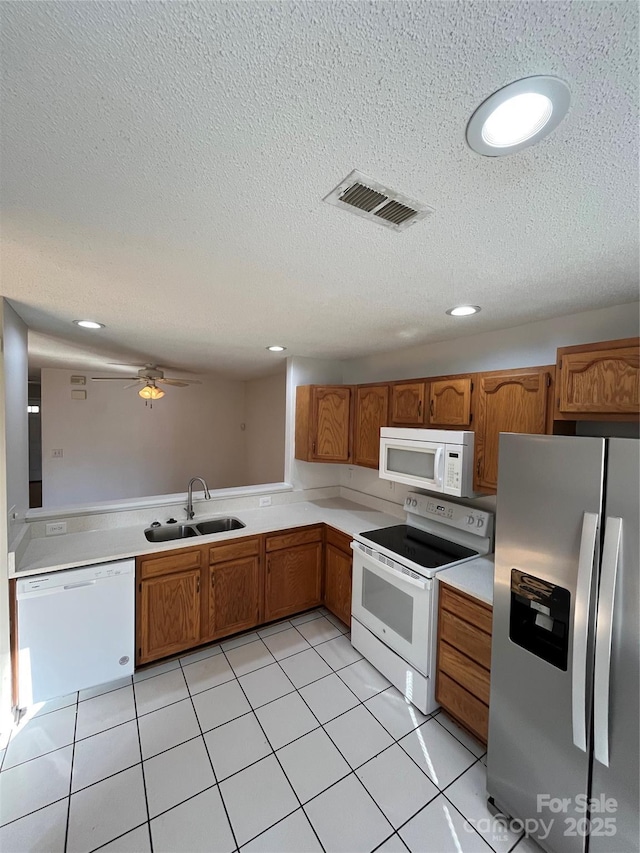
(590, 439), (639, 853)
(487, 434), (606, 853)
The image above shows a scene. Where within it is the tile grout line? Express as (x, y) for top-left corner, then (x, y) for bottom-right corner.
(264, 648), (398, 846)
(177, 655), (241, 853)
(219, 646), (328, 853)
(62, 690), (79, 853)
(131, 671), (154, 853)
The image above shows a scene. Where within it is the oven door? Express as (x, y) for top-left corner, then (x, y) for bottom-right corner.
(378, 437), (444, 492)
(351, 542), (432, 675)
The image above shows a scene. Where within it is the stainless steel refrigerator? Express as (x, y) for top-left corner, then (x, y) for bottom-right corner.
(487, 434), (639, 853)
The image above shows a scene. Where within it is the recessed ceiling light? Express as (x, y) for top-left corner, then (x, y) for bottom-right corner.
(466, 76), (570, 157)
(73, 319), (105, 329)
(446, 305), (481, 317)
(266, 345), (287, 352)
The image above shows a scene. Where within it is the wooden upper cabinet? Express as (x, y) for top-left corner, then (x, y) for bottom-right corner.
(555, 338), (640, 418)
(390, 381), (426, 425)
(353, 385), (389, 468)
(138, 569), (200, 664)
(474, 367), (552, 493)
(295, 385), (353, 463)
(428, 377), (473, 427)
(206, 556), (260, 641)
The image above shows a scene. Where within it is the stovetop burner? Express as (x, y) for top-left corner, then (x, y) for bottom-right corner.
(359, 524), (477, 570)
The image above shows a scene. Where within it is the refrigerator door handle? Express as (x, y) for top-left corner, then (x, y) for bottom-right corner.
(572, 511), (599, 753)
(593, 516), (622, 767)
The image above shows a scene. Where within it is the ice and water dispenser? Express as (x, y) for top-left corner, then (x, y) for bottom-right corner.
(509, 569), (571, 670)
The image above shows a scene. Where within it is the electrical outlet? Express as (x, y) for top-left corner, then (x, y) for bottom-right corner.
(259, 496), (272, 507)
(52, 448), (63, 458)
(46, 521), (67, 536)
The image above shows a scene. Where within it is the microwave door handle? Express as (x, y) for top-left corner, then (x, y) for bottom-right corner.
(593, 516), (622, 767)
(572, 511), (599, 753)
(434, 446), (444, 486)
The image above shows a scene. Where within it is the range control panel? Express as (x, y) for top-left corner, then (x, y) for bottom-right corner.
(403, 492), (494, 537)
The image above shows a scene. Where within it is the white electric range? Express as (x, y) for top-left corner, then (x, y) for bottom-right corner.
(350, 492), (493, 714)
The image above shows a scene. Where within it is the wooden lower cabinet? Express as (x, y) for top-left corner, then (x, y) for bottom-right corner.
(206, 557), (260, 640)
(137, 524), (355, 666)
(436, 582), (492, 744)
(265, 544), (323, 621)
(138, 569), (201, 664)
(324, 527), (353, 626)
(265, 527), (323, 621)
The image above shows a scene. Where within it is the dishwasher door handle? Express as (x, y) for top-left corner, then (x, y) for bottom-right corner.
(63, 581), (97, 590)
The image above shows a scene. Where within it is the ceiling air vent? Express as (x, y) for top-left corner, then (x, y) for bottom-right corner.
(323, 169), (434, 232)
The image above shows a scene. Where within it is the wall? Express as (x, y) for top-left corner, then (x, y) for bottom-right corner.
(0, 300), (29, 737)
(3, 303), (29, 516)
(41, 369), (248, 507)
(340, 302), (640, 508)
(342, 302), (640, 384)
(244, 371), (286, 486)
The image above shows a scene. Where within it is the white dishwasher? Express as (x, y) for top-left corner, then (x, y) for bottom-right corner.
(16, 559), (135, 707)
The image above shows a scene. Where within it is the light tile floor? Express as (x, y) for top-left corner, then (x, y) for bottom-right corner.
(0, 608), (540, 853)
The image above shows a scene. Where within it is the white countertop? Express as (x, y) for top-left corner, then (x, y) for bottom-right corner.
(437, 555), (495, 606)
(14, 498), (402, 577)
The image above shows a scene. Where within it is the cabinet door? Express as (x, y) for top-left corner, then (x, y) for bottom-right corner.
(353, 385), (389, 468)
(390, 382), (426, 425)
(475, 369), (549, 492)
(208, 556), (260, 640)
(428, 378), (472, 427)
(139, 570), (200, 663)
(265, 542), (323, 621)
(557, 343), (640, 415)
(312, 387), (352, 462)
(324, 544), (352, 627)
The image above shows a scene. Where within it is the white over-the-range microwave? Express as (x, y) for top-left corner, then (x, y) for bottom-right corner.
(378, 427), (476, 497)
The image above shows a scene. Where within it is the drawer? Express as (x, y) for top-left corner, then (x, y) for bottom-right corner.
(139, 546), (203, 579)
(440, 609), (492, 669)
(325, 526), (353, 554)
(266, 526), (323, 552)
(439, 641), (490, 705)
(440, 584), (493, 634)
(209, 536), (260, 564)
(436, 671), (489, 744)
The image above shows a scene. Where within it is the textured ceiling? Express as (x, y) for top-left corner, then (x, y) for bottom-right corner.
(1, 1), (638, 379)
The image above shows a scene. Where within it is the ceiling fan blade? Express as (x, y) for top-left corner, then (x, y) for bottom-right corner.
(158, 378), (202, 387)
(91, 376), (140, 381)
(123, 381), (143, 390)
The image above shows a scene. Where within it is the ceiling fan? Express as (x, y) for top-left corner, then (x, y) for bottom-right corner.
(91, 364), (201, 405)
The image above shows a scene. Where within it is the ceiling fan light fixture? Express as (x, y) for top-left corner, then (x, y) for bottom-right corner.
(73, 319), (105, 329)
(138, 385), (165, 400)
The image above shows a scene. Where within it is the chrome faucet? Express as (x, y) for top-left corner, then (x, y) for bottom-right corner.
(185, 477), (211, 519)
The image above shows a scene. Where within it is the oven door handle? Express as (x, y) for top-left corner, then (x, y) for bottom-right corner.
(351, 543), (429, 590)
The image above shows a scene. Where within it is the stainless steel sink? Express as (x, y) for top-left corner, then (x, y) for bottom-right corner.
(195, 517), (246, 535)
(144, 524), (200, 542)
(144, 517), (245, 542)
